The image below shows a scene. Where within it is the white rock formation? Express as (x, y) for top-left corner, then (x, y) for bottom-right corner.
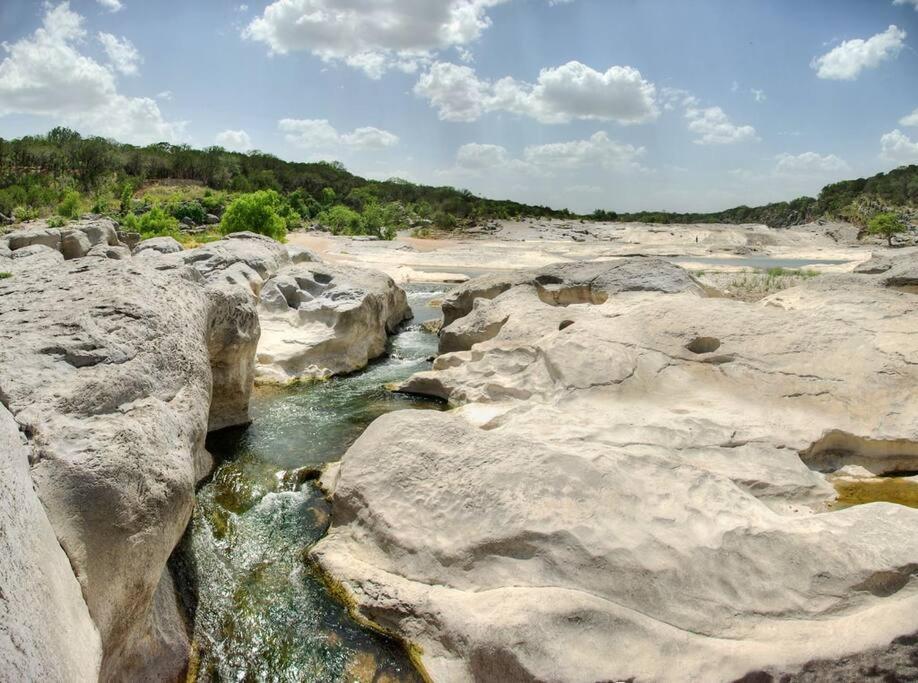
(255, 262), (410, 382)
(313, 258), (918, 682)
(0, 236), (267, 679)
(133, 235), (183, 256)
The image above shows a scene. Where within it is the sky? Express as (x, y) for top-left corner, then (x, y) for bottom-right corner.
(1, 0), (917, 213)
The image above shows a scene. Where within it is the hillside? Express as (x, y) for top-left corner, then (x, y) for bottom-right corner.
(1, 128), (915, 235)
(591, 164), (918, 228)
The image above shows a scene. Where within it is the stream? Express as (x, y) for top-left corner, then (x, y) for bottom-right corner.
(172, 284), (446, 682)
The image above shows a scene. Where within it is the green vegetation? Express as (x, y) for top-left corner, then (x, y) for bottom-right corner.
(765, 267), (819, 278)
(0, 128), (570, 240)
(866, 211), (907, 246)
(0, 272), (11, 279)
(591, 165), (918, 229)
(220, 190), (287, 241)
(1, 128), (915, 236)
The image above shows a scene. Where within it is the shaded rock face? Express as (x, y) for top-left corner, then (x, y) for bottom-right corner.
(0, 405), (102, 681)
(255, 262), (410, 382)
(314, 257), (918, 683)
(0, 246), (263, 680)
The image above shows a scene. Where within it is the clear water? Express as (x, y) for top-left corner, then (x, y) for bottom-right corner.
(172, 284), (446, 683)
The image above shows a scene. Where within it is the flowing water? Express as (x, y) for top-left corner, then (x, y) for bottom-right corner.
(172, 284), (446, 683)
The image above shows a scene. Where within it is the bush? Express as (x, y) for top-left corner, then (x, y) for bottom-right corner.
(220, 190), (287, 241)
(47, 215), (68, 228)
(433, 211), (458, 230)
(57, 189), (82, 218)
(317, 204), (363, 235)
(170, 200), (206, 224)
(122, 206), (181, 238)
(0, 272), (12, 279)
(12, 206), (39, 222)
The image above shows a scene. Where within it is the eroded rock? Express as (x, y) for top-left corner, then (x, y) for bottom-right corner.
(316, 259), (918, 682)
(255, 262), (410, 382)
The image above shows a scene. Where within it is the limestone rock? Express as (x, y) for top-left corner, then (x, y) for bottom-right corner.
(86, 243), (132, 260)
(156, 231), (290, 286)
(255, 262), (410, 382)
(0, 256), (260, 679)
(61, 228), (93, 259)
(10, 243), (65, 268)
(134, 236), (183, 256)
(5, 227), (62, 252)
(441, 257), (703, 329)
(0, 405), (102, 681)
(317, 259), (918, 682)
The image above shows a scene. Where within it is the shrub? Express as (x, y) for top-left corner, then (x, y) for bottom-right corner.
(0, 272), (12, 279)
(867, 212), (907, 247)
(433, 211), (458, 230)
(122, 206), (181, 238)
(220, 190), (287, 241)
(47, 215), (68, 228)
(317, 204), (363, 236)
(12, 206), (39, 223)
(58, 189), (82, 218)
(170, 200), (206, 224)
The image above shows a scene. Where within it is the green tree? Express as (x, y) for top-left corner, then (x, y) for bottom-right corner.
(220, 190), (287, 240)
(867, 212), (907, 246)
(317, 204), (363, 235)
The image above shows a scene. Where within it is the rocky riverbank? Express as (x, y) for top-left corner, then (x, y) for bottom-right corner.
(313, 254), (918, 682)
(0, 218), (411, 681)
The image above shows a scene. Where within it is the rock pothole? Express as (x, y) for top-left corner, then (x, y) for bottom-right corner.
(685, 336), (722, 354)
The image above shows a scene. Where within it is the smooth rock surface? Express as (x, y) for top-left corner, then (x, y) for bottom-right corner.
(255, 262), (410, 382)
(315, 258), (918, 683)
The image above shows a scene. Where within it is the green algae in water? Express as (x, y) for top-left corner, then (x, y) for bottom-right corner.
(173, 285), (445, 682)
(830, 475), (918, 510)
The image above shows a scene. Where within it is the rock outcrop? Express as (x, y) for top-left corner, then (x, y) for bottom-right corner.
(0, 234), (268, 680)
(1, 218), (122, 261)
(314, 258), (918, 682)
(255, 262), (410, 382)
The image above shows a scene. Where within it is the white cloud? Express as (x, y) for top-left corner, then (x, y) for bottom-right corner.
(278, 118), (399, 157)
(456, 143), (510, 169)
(685, 106), (757, 145)
(0, 3), (185, 144)
(156, 90), (173, 101)
(415, 60), (658, 124)
(215, 129), (252, 151)
(900, 108), (918, 126)
(774, 152), (850, 176)
(522, 131), (645, 170)
(244, 0), (505, 77)
(96, 0), (123, 12)
(893, 0), (918, 9)
(880, 129), (918, 164)
(98, 32), (141, 75)
(811, 25), (906, 80)
(751, 88), (766, 103)
(452, 131), (644, 177)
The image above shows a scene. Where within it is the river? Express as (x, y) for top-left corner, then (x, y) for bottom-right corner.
(172, 284), (446, 682)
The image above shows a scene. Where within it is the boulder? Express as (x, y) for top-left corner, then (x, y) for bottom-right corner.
(155, 231), (290, 286)
(315, 260), (918, 682)
(5, 227), (62, 252)
(255, 262), (410, 382)
(60, 229), (93, 259)
(86, 243), (132, 260)
(10, 243), (65, 267)
(133, 236), (183, 256)
(0, 256), (260, 679)
(205, 213), (220, 225)
(287, 244), (320, 264)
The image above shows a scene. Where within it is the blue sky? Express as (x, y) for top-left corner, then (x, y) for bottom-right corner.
(1, 0), (917, 212)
